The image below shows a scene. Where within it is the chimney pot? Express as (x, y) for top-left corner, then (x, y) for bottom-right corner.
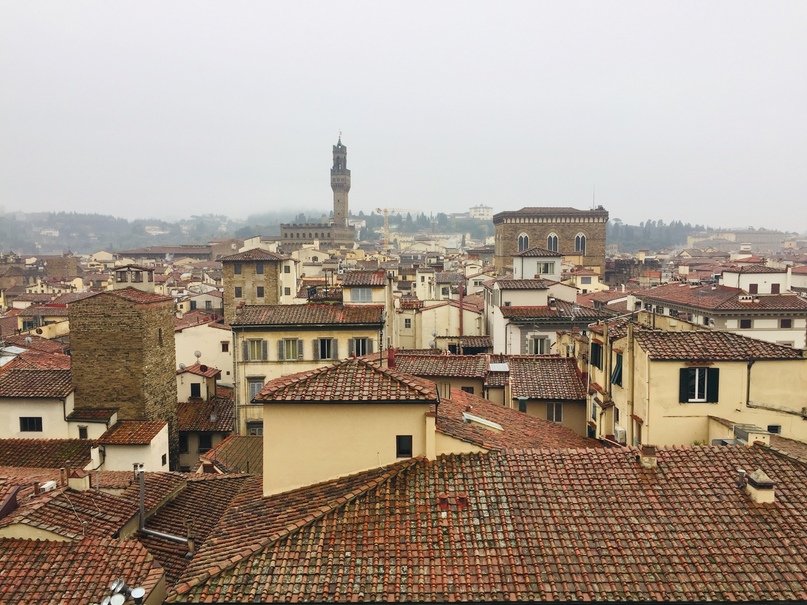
(639, 445), (658, 469)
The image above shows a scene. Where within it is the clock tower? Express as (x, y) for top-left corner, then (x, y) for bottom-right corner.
(331, 136), (350, 229)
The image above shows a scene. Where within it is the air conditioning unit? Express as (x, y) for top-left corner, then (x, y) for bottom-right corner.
(40, 480), (58, 493)
(614, 426), (627, 445)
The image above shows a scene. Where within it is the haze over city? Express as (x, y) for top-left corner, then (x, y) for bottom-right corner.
(2, 1), (805, 232)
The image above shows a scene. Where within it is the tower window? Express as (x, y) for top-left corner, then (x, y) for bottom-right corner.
(547, 234), (558, 252)
(575, 234), (587, 255)
(518, 233), (529, 252)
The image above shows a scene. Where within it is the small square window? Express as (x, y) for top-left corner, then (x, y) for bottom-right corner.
(781, 318), (793, 329)
(234, 286), (243, 298)
(256, 286), (265, 298)
(396, 435), (413, 458)
(284, 265), (291, 274)
(161, 453), (167, 466)
(767, 425), (781, 434)
(740, 319), (752, 329)
(221, 341), (229, 353)
(547, 402), (563, 423)
(460, 386), (474, 394)
(284, 287), (291, 296)
(190, 383), (201, 398)
(404, 318), (412, 329)
(78, 426), (88, 440)
(233, 263), (242, 275)
(179, 434), (189, 453)
(247, 421), (263, 436)
(256, 263), (264, 275)
(198, 434), (212, 453)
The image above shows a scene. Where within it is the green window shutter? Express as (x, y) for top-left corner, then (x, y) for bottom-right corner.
(348, 339), (355, 357)
(242, 340), (249, 361)
(332, 339), (338, 359)
(313, 339), (320, 360)
(367, 339), (374, 355)
(707, 368), (720, 402)
(297, 339), (304, 360)
(277, 340), (284, 361)
(679, 368), (689, 402)
(261, 340), (268, 361)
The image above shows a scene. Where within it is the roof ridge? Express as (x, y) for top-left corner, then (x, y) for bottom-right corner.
(171, 458), (421, 597)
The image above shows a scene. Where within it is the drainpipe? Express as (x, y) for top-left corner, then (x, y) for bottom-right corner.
(232, 327), (239, 434)
(746, 359), (755, 407)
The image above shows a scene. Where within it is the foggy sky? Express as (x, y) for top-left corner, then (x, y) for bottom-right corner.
(2, 1), (806, 233)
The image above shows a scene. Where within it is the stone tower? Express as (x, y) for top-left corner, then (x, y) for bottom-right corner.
(331, 136), (350, 229)
(69, 288), (179, 468)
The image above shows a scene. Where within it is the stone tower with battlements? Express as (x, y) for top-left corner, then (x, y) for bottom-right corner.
(331, 136), (350, 229)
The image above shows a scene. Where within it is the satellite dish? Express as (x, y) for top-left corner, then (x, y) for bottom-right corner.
(199, 364), (208, 372)
(110, 594), (126, 605)
(194, 350), (202, 359)
(179, 363), (186, 371)
(130, 587), (146, 601)
(109, 579), (126, 594)
(36, 328), (43, 334)
(25, 336), (32, 344)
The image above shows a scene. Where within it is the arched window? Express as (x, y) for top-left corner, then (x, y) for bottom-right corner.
(547, 234), (558, 252)
(575, 234), (587, 255)
(518, 233), (529, 252)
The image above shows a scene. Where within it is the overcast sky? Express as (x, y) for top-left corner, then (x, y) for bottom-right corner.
(2, 1), (805, 232)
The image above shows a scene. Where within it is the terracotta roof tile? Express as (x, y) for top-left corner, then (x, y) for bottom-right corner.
(636, 330), (805, 360)
(493, 278), (553, 290)
(66, 407), (117, 421)
(512, 245), (564, 257)
(232, 303), (383, 326)
(0, 537), (164, 605)
(171, 445), (807, 603)
(177, 362), (221, 379)
(507, 355), (587, 400)
(174, 311), (221, 332)
(438, 389), (602, 450)
(0, 351), (71, 371)
(219, 248), (288, 262)
(73, 287), (173, 305)
(0, 368), (73, 398)
(0, 439), (93, 469)
(200, 435), (262, 475)
(177, 397), (234, 433)
(500, 300), (599, 321)
(392, 354), (487, 379)
(341, 269), (386, 286)
(98, 421), (167, 445)
(255, 358), (439, 404)
(2, 334), (67, 354)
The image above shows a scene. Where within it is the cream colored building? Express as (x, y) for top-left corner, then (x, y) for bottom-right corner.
(568, 314), (807, 447)
(230, 303), (385, 435)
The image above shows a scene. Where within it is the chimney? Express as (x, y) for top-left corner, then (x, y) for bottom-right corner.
(388, 346), (396, 369)
(639, 444), (657, 469)
(746, 468), (775, 503)
(68, 468), (91, 492)
(33, 481), (40, 496)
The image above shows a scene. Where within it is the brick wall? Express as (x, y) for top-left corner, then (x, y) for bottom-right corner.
(222, 260), (281, 324)
(69, 292), (179, 467)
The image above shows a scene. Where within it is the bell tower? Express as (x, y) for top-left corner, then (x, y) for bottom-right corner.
(331, 135), (350, 229)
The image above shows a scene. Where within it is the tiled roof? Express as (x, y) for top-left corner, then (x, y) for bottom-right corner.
(500, 300), (599, 321)
(98, 421), (167, 445)
(10, 293), (54, 303)
(715, 293), (807, 311)
(0, 537), (164, 605)
(220, 248), (288, 262)
(231, 303), (383, 326)
(49, 291), (96, 305)
(174, 311), (220, 332)
(177, 362), (221, 378)
(74, 287), (172, 306)
(507, 355), (587, 400)
(634, 283), (807, 311)
(170, 445), (807, 603)
(513, 245), (564, 257)
(201, 435), (263, 475)
(254, 358), (439, 404)
(0, 486), (138, 540)
(438, 389), (602, 450)
(0, 350), (71, 371)
(636, 330), (805, 360)
(769, 435), (807, 464)
(138, 475), (251, 585)
(434, 272), (463, 284)
(457, 335), (491, 348)
(0, 368), (73, 398)
(722, 264), (785, 274)
(494, 278), (552, 290)
(391, 354), (487, 378)
(66, 407), (117, 421)
(0, 439), (93, 469)
(341, 269), (386, 286)
(2, 334), (67, 354)
(178, 397), (234, 433)
(17, 305), (69, 317)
